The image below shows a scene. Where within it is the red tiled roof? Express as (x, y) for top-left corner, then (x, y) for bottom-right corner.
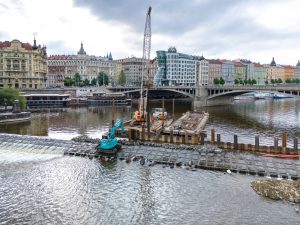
(21, 43), (32, 50)
(282, 65), (297, 69)
(208, 59), (222, 64)
(0, 40), (33, 50)
(253, 62), (263, 67)
(234, 62), (245, 67)
(0, 41), (11, 48)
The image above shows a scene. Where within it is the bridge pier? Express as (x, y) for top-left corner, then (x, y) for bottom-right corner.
(193, 96), (233, 110)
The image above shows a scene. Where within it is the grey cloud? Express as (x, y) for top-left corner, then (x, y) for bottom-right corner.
(46, 40), (75, 55)
(73, 0), (243, 34)
(72, 0), (298, 63)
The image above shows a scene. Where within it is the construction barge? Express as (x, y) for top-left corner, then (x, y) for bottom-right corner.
(120, 111), (209, 144)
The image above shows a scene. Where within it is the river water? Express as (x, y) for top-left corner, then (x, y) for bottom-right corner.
(1, 98), (300, 224)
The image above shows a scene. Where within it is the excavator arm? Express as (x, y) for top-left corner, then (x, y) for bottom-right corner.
(96, 119), (125, 152)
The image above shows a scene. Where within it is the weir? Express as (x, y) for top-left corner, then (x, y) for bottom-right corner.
(1, 133), (300, 179)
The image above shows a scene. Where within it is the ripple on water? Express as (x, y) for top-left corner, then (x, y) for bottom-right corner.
(0, 153), (300, 225)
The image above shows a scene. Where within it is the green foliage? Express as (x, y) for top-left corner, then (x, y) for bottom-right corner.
(118, 70), (126, 85)
(83, 78), (90, 86)
(213, 78), (220, 85)
(285, 78), (300, 84)
(213, 77), (225, 85)
(97, 72), (109, 86)
(234, 79), (239, 85)
(0, 88), (26, 111)
(91, 78), (97, 86)
(64, 77), (74, 86)
(219, 77), (225, 85)
(278, 78), (283, 83)
(74, 73), (82, 86)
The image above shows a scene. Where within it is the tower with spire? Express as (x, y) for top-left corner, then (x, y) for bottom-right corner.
(32, 36), (38, 50)
(296, 60), (300, 67)
(77, 42), (86, 55)
(270, 57), (276, 66)
(108, 52), (113, 60)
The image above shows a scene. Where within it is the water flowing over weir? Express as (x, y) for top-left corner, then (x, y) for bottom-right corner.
(1, 133), (300, 180)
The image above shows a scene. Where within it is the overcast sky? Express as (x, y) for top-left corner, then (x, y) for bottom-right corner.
(1, 0), (300, 65)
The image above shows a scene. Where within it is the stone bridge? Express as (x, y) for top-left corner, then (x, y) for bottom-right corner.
(20, 85), (300, 108)
(108, 84), (300, 108)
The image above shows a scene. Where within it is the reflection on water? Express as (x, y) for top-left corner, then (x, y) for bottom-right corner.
(0, 99), (300, 145)
(206, 98), (300, 145)
(0, 154), (299, 225)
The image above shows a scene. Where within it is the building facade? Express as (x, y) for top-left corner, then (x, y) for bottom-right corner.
(207, 59), (222, 85)
(283, 65), (296, 81)
(266, 57), (284, 83)
(220, 60), (234, 84)
(47, 43), (115, 87)
(155, 47), (197, 86)
(115, 57), (148, 86)
(197, 57), (209, 86)
(295, 60), (300, 79)
(0, 39), (47, 89)
(253, 63), (267, 85)
(233, 62), (246, 82)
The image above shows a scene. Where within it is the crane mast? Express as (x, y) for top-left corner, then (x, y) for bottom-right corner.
(139, 6), (152, 118)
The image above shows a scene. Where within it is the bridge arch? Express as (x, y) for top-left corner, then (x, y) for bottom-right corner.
(122, 89), (194, 99)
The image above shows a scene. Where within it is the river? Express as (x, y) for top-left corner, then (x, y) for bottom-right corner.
(1, 98), (300, 224)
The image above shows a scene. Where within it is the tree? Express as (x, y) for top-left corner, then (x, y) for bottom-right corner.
(118, 70), (126, 86)
(83, 78), (90, 86)
(91, 78), (97, 86)
(234, 79), (239, 85)
(0, 88), (26, 111)
(278, 78), (283, 84)
(219, 77), (225, 85)
(97, 72), (109, 86)
(244, 79), (248, 85)
(213, 78), (220, 85)
(64, 77), (73, 87)
(239, 79), (244, 85)
(252, 79), (257, 85)
(271, 79), (275, 84)
(74, 73), (82, 86)
(286, 79), (291, 83)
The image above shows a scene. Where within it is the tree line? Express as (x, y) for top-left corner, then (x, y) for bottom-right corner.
(64, 70), (126, 87)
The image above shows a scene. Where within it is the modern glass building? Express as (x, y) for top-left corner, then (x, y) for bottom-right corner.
(154, 47), (197, 86)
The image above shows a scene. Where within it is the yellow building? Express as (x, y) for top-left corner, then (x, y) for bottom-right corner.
(0, 39), (47, 89)
(266, 57), (284, 82)
(283, 65), (296, 81)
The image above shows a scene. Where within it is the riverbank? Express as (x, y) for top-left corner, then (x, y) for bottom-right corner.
(0, 112), (31, 123)
(251, 179), (300, 203)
